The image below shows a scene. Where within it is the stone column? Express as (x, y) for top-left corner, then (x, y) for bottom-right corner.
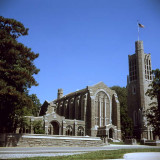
(69, 98), (74, 119)
(30, 118), (34, 134)
(84, 95), (87, 122)
(104, 98), (107, 126)
(31, 118), (34, 134)
(59, 125), (62, 135)
(110, 100), (112, 124)
(62, 120), (66, 135)
(75, 96), (80, 120)
(59, 102), (63, 116)
(44, 116), (49, 135)
(81, 96), (84, 120)
(81, 94), (87, 120)
(74, 120), (78, 136)
(64, 100), (68, 119)
(90, 97), (96, 136)
(51, 125), (53, 135)
(99, 97), (101, 127)
(45, 125), (48, 135)
(151, 129), (153, 140)
(56, 103), (58, 114)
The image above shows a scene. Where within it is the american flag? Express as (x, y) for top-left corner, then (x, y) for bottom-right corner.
(138, 23), (144, 28)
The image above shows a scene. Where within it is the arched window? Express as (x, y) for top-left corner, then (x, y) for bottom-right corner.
(132, 86), (136, 94)
(133, 111), (138, 126)
(94, 91), (110, 127)
(138, 109), (142, 124)
(77, 126), (84, 136)
(66, 125), (73, 136)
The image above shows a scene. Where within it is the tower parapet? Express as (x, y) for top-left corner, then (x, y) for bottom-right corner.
(57, 88), (63, 99)
(135, 40), (144, 52)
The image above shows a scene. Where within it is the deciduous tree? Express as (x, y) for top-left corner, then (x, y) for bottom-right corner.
(146, 69), (160, 112)
(146, 69), (160, 137)
(111, 86), (133, 140)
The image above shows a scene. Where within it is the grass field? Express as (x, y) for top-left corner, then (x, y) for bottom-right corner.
(15, 148), (160, 160)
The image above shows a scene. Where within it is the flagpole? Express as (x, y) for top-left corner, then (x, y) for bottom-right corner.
(137, 20), (139, 41)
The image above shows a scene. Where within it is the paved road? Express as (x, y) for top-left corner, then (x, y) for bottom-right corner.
(0, 145), (160, 159)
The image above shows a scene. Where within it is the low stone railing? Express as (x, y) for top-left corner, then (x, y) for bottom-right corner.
(124, 138), (137, 145)
(140, 139), (160, 146)
(0, 134), (104, 147)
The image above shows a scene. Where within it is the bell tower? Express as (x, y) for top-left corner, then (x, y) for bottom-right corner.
(127, 41), (154, 140)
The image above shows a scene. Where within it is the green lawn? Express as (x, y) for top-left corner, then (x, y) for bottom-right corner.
(14, 148), (160, 160)
(109, 141), (125, 145)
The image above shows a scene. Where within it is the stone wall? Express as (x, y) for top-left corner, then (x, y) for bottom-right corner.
(0, 134), (104, 147)
(124, 138), (137, 145)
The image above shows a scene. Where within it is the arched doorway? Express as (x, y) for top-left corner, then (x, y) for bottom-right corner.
(109, 128), (114, 139)
(50, 121), (60, 135)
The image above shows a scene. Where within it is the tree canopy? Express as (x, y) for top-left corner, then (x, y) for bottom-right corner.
(111, 86), (133, 140)
(146, 69), (160, 137)
(146, 69), (160, 112)
(0, 16), (40, 133)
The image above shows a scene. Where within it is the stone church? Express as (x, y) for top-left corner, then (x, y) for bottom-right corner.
(127, 40), (156, 140)
(16, 40), (157, 142)
(39, 82), (121, 140)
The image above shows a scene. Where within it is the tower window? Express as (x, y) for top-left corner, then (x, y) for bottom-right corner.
(133, 111), (138, 126)
(132, 86), (136, 94)
(129, 58), (137, 82)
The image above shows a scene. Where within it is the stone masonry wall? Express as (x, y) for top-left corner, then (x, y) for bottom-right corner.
(0, 134), (104, 147)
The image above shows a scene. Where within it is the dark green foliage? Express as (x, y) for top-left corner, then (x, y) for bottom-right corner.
(146, 106), (160, 137)
(18, 117), (31, 133)
(0, 16), (40, 133)
(29, 94), (41, 116)
(32, 120), (45, 134)
(111, 86), (133, 140)
(146, 69), (160, 136)
(146, 69), (160, 112)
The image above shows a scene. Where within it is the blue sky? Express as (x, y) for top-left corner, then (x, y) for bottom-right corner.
(1, 0), (160, 103)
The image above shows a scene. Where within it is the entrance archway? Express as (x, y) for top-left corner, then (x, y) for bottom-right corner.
(109, 128), (114, 139)
(50, 121), (60, 135)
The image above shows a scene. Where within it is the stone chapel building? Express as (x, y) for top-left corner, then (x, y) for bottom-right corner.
(39, 82), (121, 140)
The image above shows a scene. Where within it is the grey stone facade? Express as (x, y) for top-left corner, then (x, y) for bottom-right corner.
(127, 41), (156, 140)
(39, 82), (121, 140)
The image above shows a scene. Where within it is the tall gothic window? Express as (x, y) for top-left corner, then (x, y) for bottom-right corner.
(129, 58), (137, 82)
(95, 91), (110, 127)
(144, 56), (152, 80)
